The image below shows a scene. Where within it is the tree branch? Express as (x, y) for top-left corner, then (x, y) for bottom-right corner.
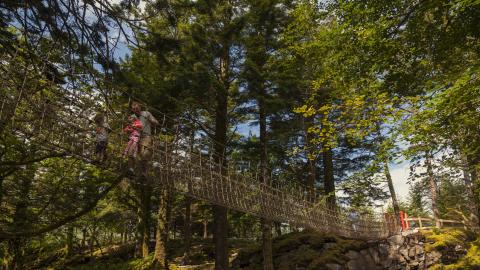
(0, 173), (124, 240)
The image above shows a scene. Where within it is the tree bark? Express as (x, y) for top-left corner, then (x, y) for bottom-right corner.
(66, 224), (74, 256)
(183, 196), (192, 262)
(274, 222), (282, 237)
(213, 206), (228, 270)
(322, 146), (336, 210)
(203, 219), (208, 239)
(259, 90), (273, 270)
(464, 154), (480, 228)
(183, 129), (194, 262)
(384, 160), (401, 228)
(4, 165), (35, 270)
(81, 228), (87, 249)
(425, 151), (440, 227)
(135, 180), (152, 258)
(153, 185), (168, 269)
(303, 117), (316, 203)
(213, 45), (229, 270)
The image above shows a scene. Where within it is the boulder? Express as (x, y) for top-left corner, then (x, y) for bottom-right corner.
(399, 247), (409, 259)
(367, 247), (380, 265)
(415, 245), (423, 256)
(346, 259), (369, 270)
(378, 243), (390, 257)
(408, 247), (416, 258)
(324, 242), (337, 249)
(425, 250), (442, 267)
(387, 235), (405, 247)
(345, 250), (360, 260)
(326, 263), (343, 270)
(381, 258), (393, 269)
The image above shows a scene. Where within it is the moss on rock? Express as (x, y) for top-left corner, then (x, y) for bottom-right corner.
(232, 231), (368, 270)
(423, 229), (470, 252)
(423, 228), (480, 269)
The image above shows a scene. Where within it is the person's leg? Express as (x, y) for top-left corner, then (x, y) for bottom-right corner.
(124, 140), (132, 158)
(124, 139), (136, 174)
(102, 143), (108, 162)
(139, 136), (152, 160)
(139, 136), (152, 177)
(98, 141), (107, 163)
(132, 141), (139, 158)
(95, 142), (105, 163)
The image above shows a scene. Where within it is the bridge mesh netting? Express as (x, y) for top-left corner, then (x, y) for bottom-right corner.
(0, 48), (397, 240)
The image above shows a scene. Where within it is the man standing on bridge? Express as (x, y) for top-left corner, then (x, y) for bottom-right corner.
(130, 101), (159, 176)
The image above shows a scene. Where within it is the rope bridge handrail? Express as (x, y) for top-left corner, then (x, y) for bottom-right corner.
(403, 216), (467, 230)
(0, 76), (393, 240)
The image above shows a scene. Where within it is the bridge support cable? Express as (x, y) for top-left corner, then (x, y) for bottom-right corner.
(0, 73), (393, 240)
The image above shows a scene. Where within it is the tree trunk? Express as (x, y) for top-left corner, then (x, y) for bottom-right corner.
(183, 130), (194, 262)
(303, 117), (316, 203)
(136, 180), (152, 258)
(261, 221), (273, 270)
(258, 84), (273, 270)
(153, 185), (168, 269)
(4, 165), (35, 270)
(213, 206), (228, 270)
(384, 160), (401, 228)
(212, 34), (230, 270)
(322, 146), (336, 210)
(122, 223), (128, 244)
(0, 175), (5, 205)
(183, 196), (192, 262)
(203, 219), (208, 239)
(425, 151), (440, 227)
(81, 228), (87, 249)
(4, 240), (22, 270)
(464, 154), (480, 228)
(274, 222), (282, 237)
(89, 227), (95, 256)
(66, 224), (74, 256)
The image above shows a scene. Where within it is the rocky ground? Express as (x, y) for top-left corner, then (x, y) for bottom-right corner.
(231, 229), (480, 270)
(38, 229), (479, 269)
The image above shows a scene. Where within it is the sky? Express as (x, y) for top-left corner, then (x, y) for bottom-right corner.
(389, 161), (410, 201)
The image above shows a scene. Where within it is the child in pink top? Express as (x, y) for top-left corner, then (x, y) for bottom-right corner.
(124, 115), (143, 174)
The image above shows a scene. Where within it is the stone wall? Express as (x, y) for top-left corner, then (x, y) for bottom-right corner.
(328, 232), (461, 270)
(231, 230), (472, 270)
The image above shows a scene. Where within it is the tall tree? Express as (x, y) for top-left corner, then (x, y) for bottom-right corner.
(241, 1), (286, 268)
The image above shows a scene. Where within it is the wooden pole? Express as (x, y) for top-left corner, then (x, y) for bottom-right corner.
(400, 211), (405, 230)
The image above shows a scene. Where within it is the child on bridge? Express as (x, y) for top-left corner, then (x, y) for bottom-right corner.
(123, 115), (143, 174)
(94, 113), (111, 163)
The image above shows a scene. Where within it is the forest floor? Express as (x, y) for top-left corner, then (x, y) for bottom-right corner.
(38, 229), (480, 270)
(44, 238), (252, 270)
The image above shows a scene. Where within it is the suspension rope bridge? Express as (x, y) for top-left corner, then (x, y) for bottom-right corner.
(0, 54), (397, 241)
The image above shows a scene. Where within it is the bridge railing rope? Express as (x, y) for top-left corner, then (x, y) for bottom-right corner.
(0, 58), (393, 240)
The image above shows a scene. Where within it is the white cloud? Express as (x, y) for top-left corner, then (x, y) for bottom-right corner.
(389, 161), (411, 201)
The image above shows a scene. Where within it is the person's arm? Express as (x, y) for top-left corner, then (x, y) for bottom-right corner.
(124, 125), (133, 133)
(105, 123), (112, 133)
(147, 111), (159, 126)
